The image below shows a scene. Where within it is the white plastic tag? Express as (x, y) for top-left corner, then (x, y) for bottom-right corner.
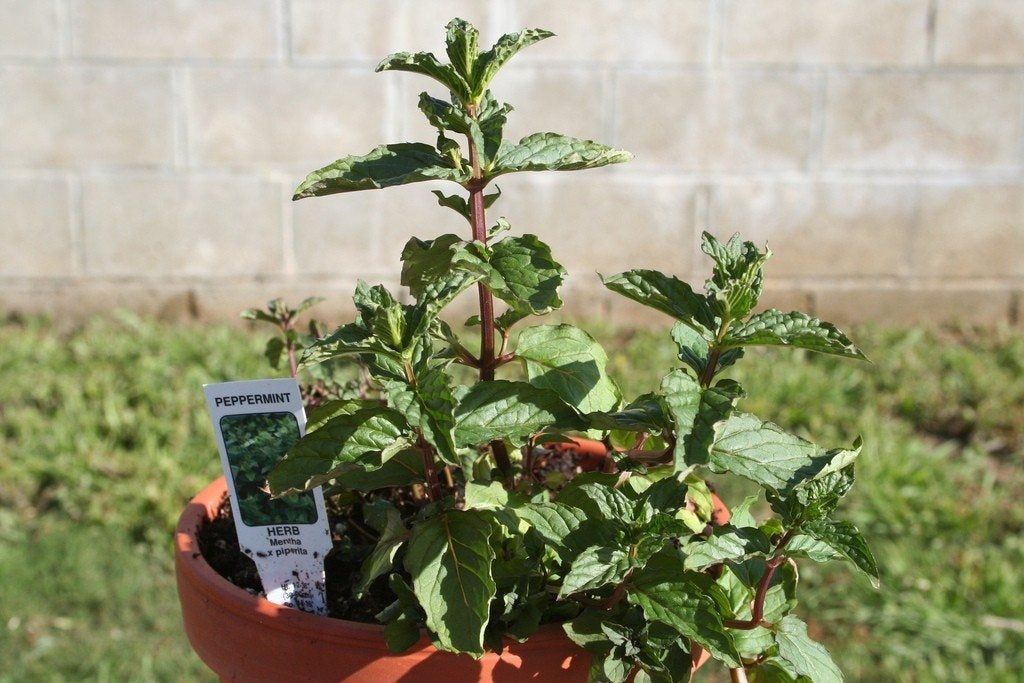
(203, 378), (332, 614)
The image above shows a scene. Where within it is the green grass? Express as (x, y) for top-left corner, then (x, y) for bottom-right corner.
(2, 312), (1023, 681)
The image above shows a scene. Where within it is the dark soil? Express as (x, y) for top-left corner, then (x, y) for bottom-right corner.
(196, 444), (603, 622)
(197, 496), (394, 621)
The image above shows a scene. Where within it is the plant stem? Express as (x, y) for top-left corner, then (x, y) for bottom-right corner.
(699, 347), (721, 387)
(280, 318), (299, 379)
(724, 530), (796, 630)
(466, 124), (513, 479)
(417, 435), (443, 501)
(729, 667), (749, 683)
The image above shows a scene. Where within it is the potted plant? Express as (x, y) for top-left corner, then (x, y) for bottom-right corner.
(175, 18), (877, 682)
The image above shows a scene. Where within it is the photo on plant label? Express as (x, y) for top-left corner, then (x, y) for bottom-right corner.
(219, 412), (317, 527)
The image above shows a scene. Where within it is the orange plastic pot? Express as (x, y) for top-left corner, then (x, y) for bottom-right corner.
(175, 441), (729, 682)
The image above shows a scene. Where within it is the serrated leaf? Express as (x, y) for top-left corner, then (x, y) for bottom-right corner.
(768, 466), (855, 524)
(671, 321), (743, 377)
(557, 481), (634, 523)
(775, 615), (843, 683)
(750, 659), (808, 683)
(701, 231), (771, 320)
(513, 501), (585, 549)
(376, 51), (471, 103)
(628, 549), (740, 667)
(517, 324), (621, 415)
(799, 519), (879, 587)
(584, 393), (670, 433)
(491, 133), (631, 177)
(384, 364), (458, 466)
(333, 447), (425, 490)
(661, 370), (743, 471)
(299, 321), (401, 367)
(454, 380), (581, 447)
(471, 28), (554, 99)
(404, 510), (496, 656)
(683, 525), (773, 570)
(724, 310), (866, 361)
(293, 143), (467, 199)
(355, 500), (407, 597)
(708, 414), (861, 493)
(400, 234), (487, 300)
(445, 18), (479, 80)
(487, 234), (566, 315)
(559, 546), (632, 597)
(268, 406), (410, 495)
(602, 270), (717, 334)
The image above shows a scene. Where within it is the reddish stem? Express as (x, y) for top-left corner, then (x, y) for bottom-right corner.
(281, 318), (299, 379)
(466, 131), (513, 479)
(417, 435), (443, 501)
(699, 346), (721, 387)
(724, 530), (795, 630)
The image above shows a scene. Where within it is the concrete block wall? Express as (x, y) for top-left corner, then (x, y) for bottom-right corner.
(3, 0), (1023, 326)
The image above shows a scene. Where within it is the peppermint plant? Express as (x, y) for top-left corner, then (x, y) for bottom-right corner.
(257, 19), (877, 682)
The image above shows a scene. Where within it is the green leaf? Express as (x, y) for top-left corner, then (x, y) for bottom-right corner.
(628, 549), (740, 667)
(558, 546), (632, 597)
(383, 617), (421, 654)
(557, 481), (634, 523)
(487, 234), (566, 316)
(263, 336), (285, 369)
(383, 364), (458, 466)
(701, 231), (771, 320)
(672, 321), (743, 377)
(305, 399), (362, 433)
(399, 234), (486, 301)
(683, 525), (773, 570)
(268, 406), (410, 495)
(767, 466), (855, 524)
(513, 501), (585, 550)
(749, 660), (807, 683)
(602, 270), (717, 334)
(471, 28), (554, 99)
(723, 310), (866, 361)
(517, 324), (621, 415)
(708, 414), (861, 493)
(445, 18), (479, 80)
(432, 187), (501, 223)
(799, 519), (879, 587)
(333, 447), (425, 490)
(584, 393), (670, 433)
(454, 380), (582, 447)
(376, 52), (471, 103)
(775, 615), (843, 683)
(463, 480), (510, 510)
(491, 133), (631, 176)
(404, 509), (496, 656)
(300, 322), (401, 368)
(293, 143), (467, 200)
(355, 500), (407, 597)
(661, 370), (743, 471)
(563, 609), (616, 653)
(640, 475), (688, 514)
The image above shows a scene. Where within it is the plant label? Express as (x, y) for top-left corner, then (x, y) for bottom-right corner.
(204, 378), (332, 615)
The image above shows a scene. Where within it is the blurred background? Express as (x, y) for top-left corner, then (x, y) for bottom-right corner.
(2, 1), (1024, 681)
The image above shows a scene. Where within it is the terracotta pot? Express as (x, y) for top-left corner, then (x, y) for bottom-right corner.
(175, 441), (728, 682)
